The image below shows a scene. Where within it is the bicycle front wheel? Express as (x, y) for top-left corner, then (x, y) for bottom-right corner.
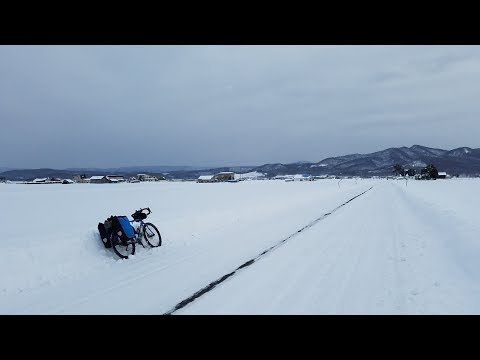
(109, 233), (136, 259)
(143, 223), (162, 247)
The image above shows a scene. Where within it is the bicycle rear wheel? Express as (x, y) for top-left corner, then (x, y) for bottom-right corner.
(109, 233), (136, 259)
(143, 223), (162, 247)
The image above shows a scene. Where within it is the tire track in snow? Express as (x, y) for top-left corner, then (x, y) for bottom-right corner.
(44, 252), (202, 315)
(163, 186), (374, 315)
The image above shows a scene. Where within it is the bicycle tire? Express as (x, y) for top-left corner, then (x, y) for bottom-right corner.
(109, 232), (136, 259)
(143, 222), (162, 247)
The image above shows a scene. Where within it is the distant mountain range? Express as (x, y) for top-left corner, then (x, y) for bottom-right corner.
(251, 145), (480, 177)
(2, 145), (480, 181)
(63, 165), (211, 173)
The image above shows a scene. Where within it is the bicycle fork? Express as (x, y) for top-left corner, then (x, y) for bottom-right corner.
(136, 226), (147, 248)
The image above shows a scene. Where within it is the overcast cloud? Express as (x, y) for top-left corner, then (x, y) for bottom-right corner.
(1, 45), (479, 168)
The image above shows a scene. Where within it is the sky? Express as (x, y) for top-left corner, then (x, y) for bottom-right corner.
(1, 45), (480, 169)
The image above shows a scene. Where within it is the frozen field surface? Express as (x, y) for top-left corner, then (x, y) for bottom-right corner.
(1, 178), (479, 314)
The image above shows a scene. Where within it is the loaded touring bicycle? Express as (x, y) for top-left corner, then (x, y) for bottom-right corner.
(98, 208), (162, 259)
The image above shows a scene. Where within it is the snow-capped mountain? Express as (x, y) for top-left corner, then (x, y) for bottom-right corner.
(253, 145), (480, 177)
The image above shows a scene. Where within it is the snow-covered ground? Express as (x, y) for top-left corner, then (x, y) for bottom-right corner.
(1, 178), (479, 314)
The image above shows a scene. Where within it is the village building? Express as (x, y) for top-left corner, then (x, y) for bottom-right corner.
(214, 172), (235, 182)
(197, 175), (214, 183)
(106, 175), (125, 182)
(235, 172), (267, 181)
(74, 175), (87, 183)
(88, 175), (112, 184)
(137, 174), (158, 182)
(28, 177), (62, 184)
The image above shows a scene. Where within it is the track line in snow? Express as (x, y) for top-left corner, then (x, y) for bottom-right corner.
(163, 186), (374, 315)
(44, 251), (202, 315)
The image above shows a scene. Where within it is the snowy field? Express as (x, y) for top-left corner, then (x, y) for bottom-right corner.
(1, 178), (480, 314)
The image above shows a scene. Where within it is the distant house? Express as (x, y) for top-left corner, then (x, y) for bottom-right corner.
(32, 178), (48, 183)
(273, 175), (297, 181)
(88, 175), (111, 184)
(293, 174), (313, 181)
(197, 175), (214, 183)
(437, 172), (447, 179)
(137, 174), (158, 182)
(74, 174), (87, 183)
(214, 172), (235, 182)
(106, 175), (125, 182)
(235, 172), (266, 181)
(62, 179), (74, 184)
(29, 177), (62, 184)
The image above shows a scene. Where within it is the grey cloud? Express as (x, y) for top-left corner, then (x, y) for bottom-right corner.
(371, 71), (408, 83)
(1, 45), (480, 168)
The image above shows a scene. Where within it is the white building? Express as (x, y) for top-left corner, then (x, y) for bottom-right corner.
(293, 174), (313, 181)
(106, 175), (125, 182)
(235, 172), (267, 181)
(137, 174), (157, 182)
(214, 172), (235, 181)
(28, 177), (62, 184)
(197, 175), (214, 183)
(88, 175), (111, 184)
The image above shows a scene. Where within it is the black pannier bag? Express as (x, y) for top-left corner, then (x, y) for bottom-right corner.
(132, 210), (147, 220)
(110, 216), (135, 245)
(98, 221), (112, 248)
